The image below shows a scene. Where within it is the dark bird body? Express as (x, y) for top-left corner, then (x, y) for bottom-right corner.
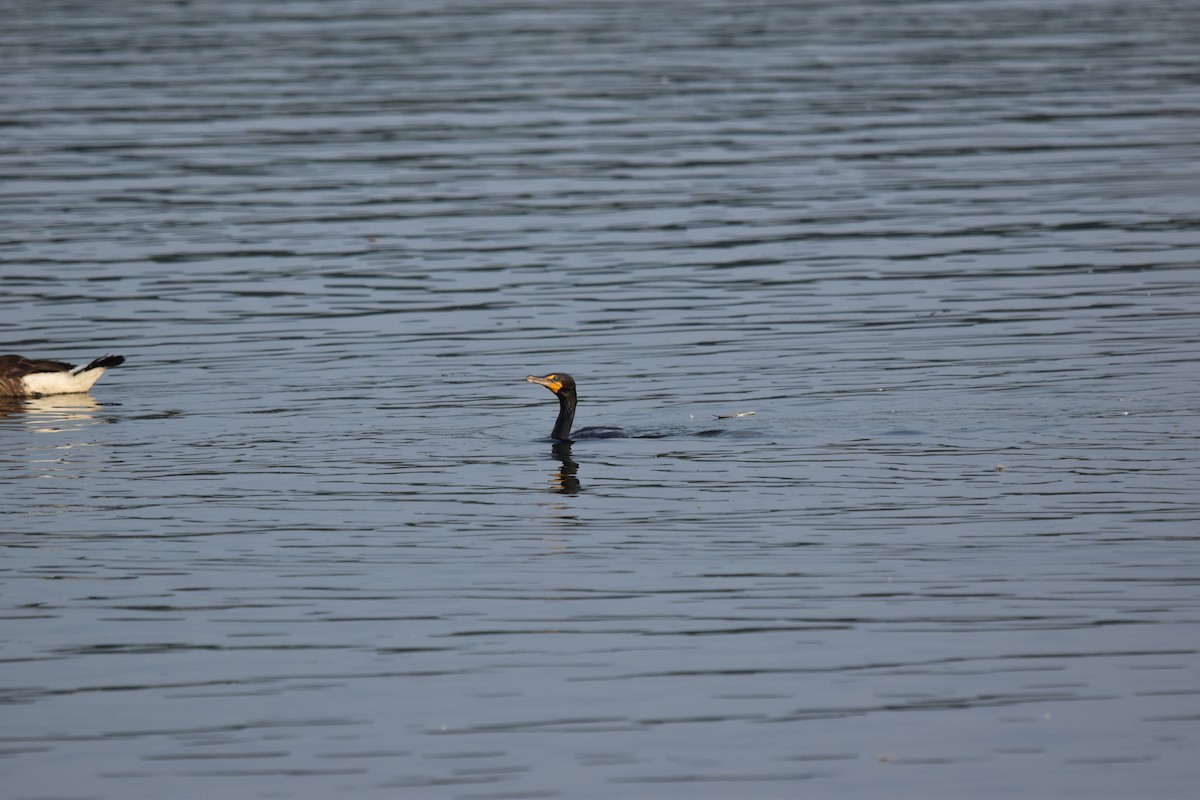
(526, 372), (625, 442)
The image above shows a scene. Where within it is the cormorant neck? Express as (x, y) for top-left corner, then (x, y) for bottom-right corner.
(552, 393), (576, 441)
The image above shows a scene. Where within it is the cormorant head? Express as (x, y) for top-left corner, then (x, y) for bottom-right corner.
(526, 372), (576, 401)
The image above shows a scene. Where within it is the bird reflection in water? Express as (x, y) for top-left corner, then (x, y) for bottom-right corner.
(549, 441), (581, 494)
(0, 394), (104, 432)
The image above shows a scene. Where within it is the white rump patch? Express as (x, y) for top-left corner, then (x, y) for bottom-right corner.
(23, 367), (107, 396)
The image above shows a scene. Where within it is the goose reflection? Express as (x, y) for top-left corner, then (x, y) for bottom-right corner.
(548, 441), (581, 495)
(0, 393), (104, 432)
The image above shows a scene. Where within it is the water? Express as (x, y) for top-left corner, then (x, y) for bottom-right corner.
(3, 0), (1199, 797)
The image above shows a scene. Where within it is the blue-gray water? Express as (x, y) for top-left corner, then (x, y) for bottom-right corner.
(3, 1), (1199, 798)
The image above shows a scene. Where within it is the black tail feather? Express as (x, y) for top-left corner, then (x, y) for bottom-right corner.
(79, 355), (125, 372)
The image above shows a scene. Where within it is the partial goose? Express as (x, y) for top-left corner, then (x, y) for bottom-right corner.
(0, 354), (125, 398)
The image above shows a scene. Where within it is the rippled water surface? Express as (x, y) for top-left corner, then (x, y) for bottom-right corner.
(3, 1), (1200, 797)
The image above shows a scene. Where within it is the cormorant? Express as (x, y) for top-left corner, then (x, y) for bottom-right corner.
(526, 373), (577, 441)
(526, 372), (624, 442)
(0, 354), (125, 398)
